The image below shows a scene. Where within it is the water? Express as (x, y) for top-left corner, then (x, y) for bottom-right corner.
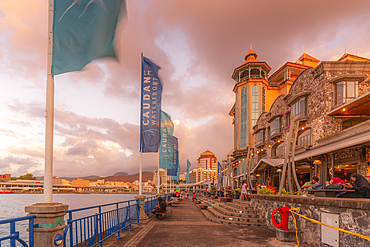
(0, 193), (141, 246)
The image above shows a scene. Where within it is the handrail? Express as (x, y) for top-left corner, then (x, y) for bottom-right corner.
(63, 195), (160, 247)
(65, 199), (138, 213)
(0, 215), (36, 247)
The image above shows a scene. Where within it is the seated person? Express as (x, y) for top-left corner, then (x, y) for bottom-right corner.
(267, 183), (275, 194)
(339, 173), (370, 198)
(326, 177), (345, 189)
(152, 197), (167, 219)
(301, 176), (321, 194)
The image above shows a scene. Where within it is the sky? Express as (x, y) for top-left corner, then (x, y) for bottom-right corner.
(1, 0), (370, 178)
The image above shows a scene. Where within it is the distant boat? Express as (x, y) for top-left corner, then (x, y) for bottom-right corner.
(0, 191), (14, 194)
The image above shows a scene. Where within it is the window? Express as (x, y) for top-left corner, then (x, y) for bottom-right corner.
(297, 129), (311, 146)
(256, 130), (265, 144)
(270, 117), (281, 136)
(335, 81), (358, 105)
(262, 87), (266, 112)
(291, 97), (306, 118)
(235, 91), (239, 148)
(272, 143), (285, 157)
(285, 113), (290, 128)
(342, 117), (369, 130)
(240, 87), (248, 148)
(252, 85), (260, 127)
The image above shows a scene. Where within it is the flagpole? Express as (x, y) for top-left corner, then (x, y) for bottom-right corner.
(44, 0), (55, 203)
(139, 52), (143, 196)
(157, 163), (160, 194)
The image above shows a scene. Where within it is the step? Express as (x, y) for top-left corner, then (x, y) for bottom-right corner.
(219, 203), (257, 214)
(201, 209), (265, 227)
(212, 205), (260, 218)
(226, 202), (254, 211)
(207, 207), (263, 223)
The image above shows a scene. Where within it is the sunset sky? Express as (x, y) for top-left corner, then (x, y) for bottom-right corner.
(1, 0), (370, 177)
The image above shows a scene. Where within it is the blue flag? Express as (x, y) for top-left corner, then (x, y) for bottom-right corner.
(169, 136), (179, 180)
(140, 57), (163, 152)
(186, 159), (191, 183)
(52, 0), (125, 75)
(159, 111), (174, 169)
(217, 162), (222, 184)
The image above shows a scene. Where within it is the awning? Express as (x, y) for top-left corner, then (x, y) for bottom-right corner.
(327, 91), (370, 116)
(251, 158), (284, 174)
(257, 128), (370, 169)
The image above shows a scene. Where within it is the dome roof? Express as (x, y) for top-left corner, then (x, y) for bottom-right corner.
(200, 150), (215, 157)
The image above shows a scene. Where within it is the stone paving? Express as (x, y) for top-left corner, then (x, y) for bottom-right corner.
(103, 200), (307, 247)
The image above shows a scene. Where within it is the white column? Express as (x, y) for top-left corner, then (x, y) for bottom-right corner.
(44, 0), (54, 203)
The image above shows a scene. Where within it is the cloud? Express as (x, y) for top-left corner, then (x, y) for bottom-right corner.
(1, 0), (370, 178)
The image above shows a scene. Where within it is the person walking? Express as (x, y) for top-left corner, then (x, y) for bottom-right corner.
(241, 181), (248, 201)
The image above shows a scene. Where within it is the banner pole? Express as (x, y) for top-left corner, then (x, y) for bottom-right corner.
(139, 52), (143, 196)
(157, 162), (160, 194)
(44, 0), (54, 203)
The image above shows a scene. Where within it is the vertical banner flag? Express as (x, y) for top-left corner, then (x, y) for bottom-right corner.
(159, 111), (174, 169)
(140, 57), (163, 152)
(170, 136), (179, 180)
(186, 159), (191, 183)
(52, 0), (126, 75)
(217, 162), (222, 184)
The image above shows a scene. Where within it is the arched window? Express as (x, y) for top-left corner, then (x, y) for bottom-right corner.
(272, 143), (285, 157)
(250, 69), (260, 76)
(297, 129), (311, 146)
(291, 97), (306, 118)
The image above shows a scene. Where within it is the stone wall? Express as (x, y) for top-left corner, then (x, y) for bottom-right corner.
(250, 194), (370, 247)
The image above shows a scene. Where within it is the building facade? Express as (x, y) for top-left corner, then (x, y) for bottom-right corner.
(229, 48), (319, 187)
(241, 52), (370, 188)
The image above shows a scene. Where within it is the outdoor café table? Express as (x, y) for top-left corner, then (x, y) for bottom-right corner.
(307, 189), (355, 197)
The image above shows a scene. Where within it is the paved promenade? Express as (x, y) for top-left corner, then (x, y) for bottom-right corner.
(104, 200), (305, 247)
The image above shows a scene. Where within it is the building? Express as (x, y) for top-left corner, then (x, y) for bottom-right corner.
(188, 150), (218, 185)
(0, 174), (11, 181)
(153, 169), (167, 186)
(229, 49), (370, 189)
(229, 48), (320, 187)
(179, 172), (186, 181)
(72, 178), (90, 186)
(52, 175), (62, 184)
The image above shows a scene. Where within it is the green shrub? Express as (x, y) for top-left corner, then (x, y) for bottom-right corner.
(258, 188), (275, 195)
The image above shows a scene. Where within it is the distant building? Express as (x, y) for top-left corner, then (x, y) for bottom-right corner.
(153, 169), (167, 186)
(72, 178), (90, 186)
(188, 150), (218, 184)
(179, 172), (186, 181)
(53, 175), (62, 184)
(0, 174), (11, 181)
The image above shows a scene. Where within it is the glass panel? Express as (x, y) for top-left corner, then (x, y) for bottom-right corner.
(240, 87), (248, 148)
(251, 85), (259, 127)
(235, 91), (238, 148)
(347, 81), (355, 98)
(336, 82), (344, 105)
(270, 117), (281, 136)
(297, 129), (311, 146)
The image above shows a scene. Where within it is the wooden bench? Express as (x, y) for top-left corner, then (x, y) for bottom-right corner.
(154, 207), (173, 220)
(198, 203), (208, 210)
(220, 197), (232, 203)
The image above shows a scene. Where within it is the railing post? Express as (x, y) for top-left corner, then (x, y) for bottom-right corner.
(29, 217), (34, 247)
(116, 203), (121, 240)
(128, 201), (132, 231)
(25, 203), (68, 247)
(98, 206), (102, 247)
(68, 212), (73, 247)
(10, 221), (15, 247)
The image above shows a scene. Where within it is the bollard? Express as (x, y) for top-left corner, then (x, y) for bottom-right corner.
(271, 206), (297, 242)
(135, 195), (149, 224)
(25, 203), (69, 247)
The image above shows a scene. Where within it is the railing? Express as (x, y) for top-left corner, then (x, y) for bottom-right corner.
(144, 196), (158, 215)
(63, 199), (140, 247)
(0, 215), (35, 247)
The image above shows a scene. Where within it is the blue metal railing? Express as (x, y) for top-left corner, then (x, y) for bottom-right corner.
(0, 215), (35, 247)
(63, 199), (140, 247)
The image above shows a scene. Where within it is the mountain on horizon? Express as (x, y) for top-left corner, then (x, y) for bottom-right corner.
(36, 171), (153, 183)
(113, 172), (129, 177)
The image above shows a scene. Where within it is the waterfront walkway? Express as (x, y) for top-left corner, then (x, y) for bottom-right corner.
(104, 200), (304, 247)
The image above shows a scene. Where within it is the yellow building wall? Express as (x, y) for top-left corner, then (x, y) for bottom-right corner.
(266, 89), (279, 112)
